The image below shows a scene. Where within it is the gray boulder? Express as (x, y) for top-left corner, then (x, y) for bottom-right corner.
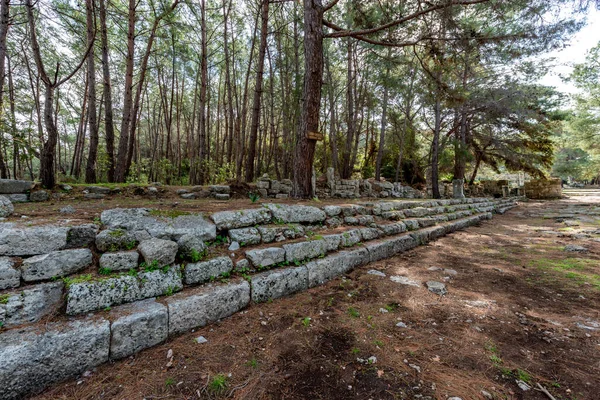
(0, 195), (13, 217)
(0, 226), (69, 256)
(109, 300), (168, 360)
(99, 251), (139, 272)
(184, 256), (233, 284)
(138, 238), (178, 266)
(86, 186), (111, 194)
(0, 257), (20, 290)
(5, 194), (28, 203)
(21, 248), (93, 282)
(0, 178), (34, 194)
(177, 233), (207, 258)
(0, 282), (64, 328)
(426, 281), (447, 295)
(0, 319), (110, 400)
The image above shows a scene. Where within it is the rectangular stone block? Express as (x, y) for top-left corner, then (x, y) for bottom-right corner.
(283, 240), (327, 262)
(22, 248), (93, 282)
(245, 247), (286, 268)
(0, 226), (69, 256)
(211, 208), (271, 230)
(0, 319), (110, 400)
(109, 299), (168, 360)
(380, 222), (407, 236)
(167, 280), (250, 335)
(340, 229), (362, 247)
(0, 179), (34, 194)
(251, 266), (308, 302)
(365, 240), (394, 262)
(184, 256), (233, 284)
(229, 227), (261, 245)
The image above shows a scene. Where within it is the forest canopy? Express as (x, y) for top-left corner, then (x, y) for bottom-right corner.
(0, 0), (597, 197)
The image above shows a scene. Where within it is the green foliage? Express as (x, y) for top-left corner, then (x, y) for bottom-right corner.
(208, 374), (228, 394)
(0, 294), (10, 304)
(347, 307), (360, 318)
(301, 317), (311, 327)
(248, 192), (261, 203)
(98, 267), (113, 276)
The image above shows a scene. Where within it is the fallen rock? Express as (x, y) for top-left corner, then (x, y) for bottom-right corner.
(29, 190), (49, 202)
(367, 269), (386, 277)
(426, 281), (447, 295)
(564, 244), (588, 252)
(59, 205), (75, 214)
(390, 276), (420, 287)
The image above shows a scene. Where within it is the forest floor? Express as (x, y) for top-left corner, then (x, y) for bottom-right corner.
(31, 190), (600, 400)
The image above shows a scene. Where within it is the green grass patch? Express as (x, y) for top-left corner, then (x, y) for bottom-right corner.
(529, 257), (600, 289)
(149, 209), (191, 219)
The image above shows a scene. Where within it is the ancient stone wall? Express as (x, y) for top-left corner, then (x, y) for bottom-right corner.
(524, 178), (562, 199)
(0, 196), (521, 398)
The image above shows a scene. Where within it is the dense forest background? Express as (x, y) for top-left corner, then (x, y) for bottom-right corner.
(0, 0), (598, 197)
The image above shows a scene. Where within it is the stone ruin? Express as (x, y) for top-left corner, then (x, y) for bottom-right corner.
(0, 193), (522, 399)
(524, 178), (562, 199)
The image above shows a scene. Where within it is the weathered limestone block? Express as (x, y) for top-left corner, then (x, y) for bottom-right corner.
(258, 225), (304, 243)
(344, 216), (359, 225)
(340, 229), (362, 247)
(0, 319), (110, 400)
(21, 248), (93, 282)
(66, 275), (141, 315)
(245, 247), (285, 268)
(167, 280), (250, 335)
(306, 251), (354, 287)
(0, 226), (68, 256)
(0, 195), (13, 217)
(388, 234), (418, 254)
(0, 257), (20, 290)
(380, 222), (407, 236)
(96, 229), (138, 252)
(229, 227), (261, 245)
(138, 267), (183, 298)
(416, 218), (437, 228)
(211, 208), (271, 230)
(177, 233), (207, 258)
(209, 185), (231, 194)
(109, 300), (168, 360)
(251, 266), (308, 302)
(138, 238), (178, 266)
(365, 240), (395, 262)
(283, 240), (327, 262)
(403, 219), (420, 231)
(65, 224), (99, 249)
(266, 204), (326, 224)
(0, 179), (34, 194)
(6, 194), (28, 203)
(403, 207), (430, 218)
(325, 217), (343, 228)
(381, 210), (405, 220)
(99, 251), (139, 272)
(322, 234), (341, 251)
(184, 256), (233, 284)
(0, 282), (64, 328)
(214, 193), (230, 200)
(323, 205), (342, 217)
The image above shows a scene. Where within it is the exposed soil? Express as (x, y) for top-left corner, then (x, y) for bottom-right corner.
(31, 191), (600, 400)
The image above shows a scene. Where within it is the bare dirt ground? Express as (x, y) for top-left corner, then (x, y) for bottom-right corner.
(32, 191), (600, 400)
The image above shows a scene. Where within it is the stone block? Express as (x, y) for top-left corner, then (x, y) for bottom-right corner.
(214, 193), (230, 200)
(306, 251), (357, 287)
(322, 234), (341, 251)
(0, 257), (20, 290)
(99, 251), (139, 272)
(95, 229), (138, 252)
(359, 227), (381, 241)
(66, 275), (141, 315)
(0, 179), (34, 194)
(229, 227), (261, 245)
(0, 226), (68, 256)
(184, 256), (234, 284)
(209, 185), (231, 194)
(0, 195), (14, 217)
(5, 194), (28, 203)
(21, 248), (93, 282)
(176, 233), (207, 258)
(403, 207), (430, 218)
(138, 238), (178, 266)
(245, 247), (285, 268)
(29, 190), (49, 202)
(0, 319), (110, 400)
(283, 240), (327, 262)
(167, 280), (250, 335)
(251, 266), (308, 302)
(0, 282), (64, 328)
(211, 208), (271, 230)
(266, 204), (326, 224)
(340, 229), (362, 247)
(323, 205), (342, 217)
(65, 224), (98, 248)
(109, 300), (168, 360)
(365, 240), (395, 262)
(380, 222), (407, 236)
(138, 266), (183, 298)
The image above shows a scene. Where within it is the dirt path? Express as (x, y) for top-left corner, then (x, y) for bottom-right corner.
(33, 193), (600, 400)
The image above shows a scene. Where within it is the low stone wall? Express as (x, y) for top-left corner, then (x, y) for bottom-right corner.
(0, 196), (521, 399)
(524, 178), (562, 199)
(325, 168), (425, 199)
(256, 175), (293, 199)
(177, 185), (231, 200)
(0, 179), (49, 203)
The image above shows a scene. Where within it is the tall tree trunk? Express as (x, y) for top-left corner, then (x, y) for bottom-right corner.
(114, 0), (135, 182)
(341, 39), (355, 179)
(245, 0), (269, 182)
(375, 57), (390, 181)
(99, 0), (115, 182)
(84, 0), (98, 183)
(293, 0), (323, 198)
(0, 0), (9, 178)
(196, 0), (208, 184)
(431, 97), (441, 199)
